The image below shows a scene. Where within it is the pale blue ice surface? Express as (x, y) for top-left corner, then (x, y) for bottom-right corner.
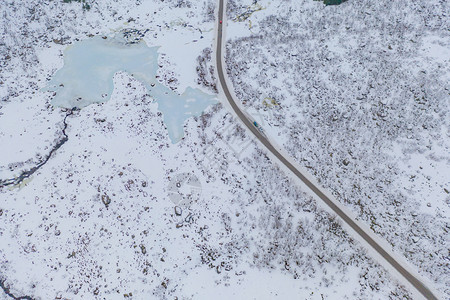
(44, 36), (217, 143)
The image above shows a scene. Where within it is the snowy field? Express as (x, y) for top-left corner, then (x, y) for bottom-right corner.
(225, 0), (449, 297)
(0, 0), (447, 299)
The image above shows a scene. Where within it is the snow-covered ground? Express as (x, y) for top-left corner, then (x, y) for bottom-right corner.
(225, 0), (449, 297)
(0, 73), (410, 298)
(0, 0), (446, 299)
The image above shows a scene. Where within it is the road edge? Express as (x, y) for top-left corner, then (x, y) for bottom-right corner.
(212, 0), (440, 299)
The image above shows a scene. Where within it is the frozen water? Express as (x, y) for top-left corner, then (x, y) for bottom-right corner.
(43, 35), (217, 143)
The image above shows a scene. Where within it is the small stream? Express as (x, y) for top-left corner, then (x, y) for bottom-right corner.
(0, 109), (73, 188)
(0, 279), (34, 300)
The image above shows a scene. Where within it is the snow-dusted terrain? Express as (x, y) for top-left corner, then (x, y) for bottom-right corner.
(225, 0), (449, 297)
(0, 0), (447, 299)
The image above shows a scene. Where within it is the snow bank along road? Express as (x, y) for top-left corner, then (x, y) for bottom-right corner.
(214, 0), (438, 299)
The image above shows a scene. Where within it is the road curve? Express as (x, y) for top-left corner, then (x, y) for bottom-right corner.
(214, 1), (438, 299)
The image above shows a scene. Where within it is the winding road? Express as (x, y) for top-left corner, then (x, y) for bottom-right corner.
(214, 1), (438, 299)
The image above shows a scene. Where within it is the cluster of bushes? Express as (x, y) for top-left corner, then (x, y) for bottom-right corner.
(319, 0), (347, 5)
(62, 0), (91, 10)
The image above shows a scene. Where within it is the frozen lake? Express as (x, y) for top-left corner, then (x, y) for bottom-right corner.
(43, 35), (217, 143)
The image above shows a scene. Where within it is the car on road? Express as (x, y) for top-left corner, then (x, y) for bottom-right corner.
(253, 121), (264, 133)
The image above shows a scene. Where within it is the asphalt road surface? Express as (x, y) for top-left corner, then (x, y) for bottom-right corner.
(214, 1), (438, 299)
